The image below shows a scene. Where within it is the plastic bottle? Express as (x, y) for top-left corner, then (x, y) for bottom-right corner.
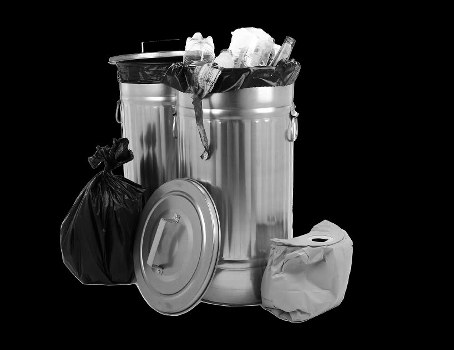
(270, 36), (296, 66)
(183, 32), (215, 65)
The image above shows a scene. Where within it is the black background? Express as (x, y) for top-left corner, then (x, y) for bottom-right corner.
(36, 6), (385, 344)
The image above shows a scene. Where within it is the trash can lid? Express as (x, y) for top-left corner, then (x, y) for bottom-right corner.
(133, 178), (220, 315)
(108, 51), (184, 64)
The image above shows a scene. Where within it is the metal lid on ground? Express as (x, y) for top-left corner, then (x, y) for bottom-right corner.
(133, 178), (221, 315)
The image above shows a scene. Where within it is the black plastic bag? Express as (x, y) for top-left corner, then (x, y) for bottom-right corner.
(163, 59), (301, 160)
(116, 57), (183, 84)
(162, 59), (301, 94)
(60, 138), (149, 285)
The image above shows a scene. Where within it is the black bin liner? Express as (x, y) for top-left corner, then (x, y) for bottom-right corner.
(162, 59), (301, 160)
(116, 56), (184, 84)
(162, 59), (301, 93)
(60, 138), (150, 285)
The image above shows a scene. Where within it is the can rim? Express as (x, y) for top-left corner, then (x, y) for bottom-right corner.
(108, 51), (184, 64)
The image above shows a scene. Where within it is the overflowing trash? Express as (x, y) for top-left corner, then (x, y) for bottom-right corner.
(186, 27), (295, 68)
(213, 49), (234, 68)
(163, 27), (301, 160)
(166, 27), (301, 94)
(60, 138), (149, 285)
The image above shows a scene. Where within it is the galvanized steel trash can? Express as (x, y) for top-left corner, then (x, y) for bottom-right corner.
(109, 51), (183, 194)
(176, 85), (298, 305)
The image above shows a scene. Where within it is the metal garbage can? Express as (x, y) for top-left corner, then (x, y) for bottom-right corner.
(109, 50), (184, 193)
(176, 84), (298, 305)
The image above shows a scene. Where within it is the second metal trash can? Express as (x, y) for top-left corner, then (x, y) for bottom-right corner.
(176, 84), (298, 306)
(109, 50), (183, 194)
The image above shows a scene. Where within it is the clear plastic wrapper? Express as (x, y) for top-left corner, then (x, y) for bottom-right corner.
(214, 50), (234, 68)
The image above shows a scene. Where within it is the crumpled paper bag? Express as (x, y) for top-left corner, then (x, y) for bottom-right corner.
(261, 220), (353, 322)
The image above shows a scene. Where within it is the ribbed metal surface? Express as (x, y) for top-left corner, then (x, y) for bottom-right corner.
(119, 83), (178, 194)
(177, 85), (295, 305)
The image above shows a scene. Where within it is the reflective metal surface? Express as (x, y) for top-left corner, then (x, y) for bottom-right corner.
(134, 179), (220, 315)
(108, 51), (184, 64)
(177, 85), (296, 305)
(119, 83), (179, 194)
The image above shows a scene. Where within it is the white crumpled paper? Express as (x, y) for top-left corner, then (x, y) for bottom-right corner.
(261, 220), (353, 322)
(228, 27), (275, 67)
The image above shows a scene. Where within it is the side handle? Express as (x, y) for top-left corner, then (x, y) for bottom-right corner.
(172, 105), (178, 139)
(115, 100), (123, 124)
(287, 103), (299, 142)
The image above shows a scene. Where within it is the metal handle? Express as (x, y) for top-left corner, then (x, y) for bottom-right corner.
(287, 103), (299, 142)
(172, 105), (178, 139)
(115, 100), (123, 124)
(146, 214), (181, 274)
(141, 39), (181, 53)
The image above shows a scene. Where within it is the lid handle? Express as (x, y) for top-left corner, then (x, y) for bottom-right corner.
(147, 214), (181, 274)
(140, 39), (181, 53)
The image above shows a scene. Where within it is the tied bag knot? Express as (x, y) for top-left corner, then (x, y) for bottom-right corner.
(88, 137), (134, 172)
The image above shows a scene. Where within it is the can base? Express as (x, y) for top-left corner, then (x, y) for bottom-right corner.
(202, 263), (264, 306)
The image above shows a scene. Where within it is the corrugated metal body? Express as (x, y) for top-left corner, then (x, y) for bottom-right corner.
(119, 83), (179, 194)
(177, 85), (295, 305)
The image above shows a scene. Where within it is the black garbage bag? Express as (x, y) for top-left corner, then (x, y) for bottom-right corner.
(163, 59), (301, 160)
(116, 57), (183, 84)
(162, 59), (301, 94)
(60, 138), (150, 285)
